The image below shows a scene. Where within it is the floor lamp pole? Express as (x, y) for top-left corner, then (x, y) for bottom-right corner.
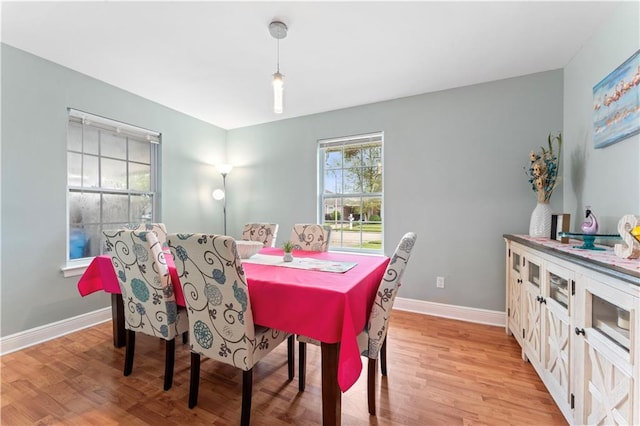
(222, 173), (227, 235)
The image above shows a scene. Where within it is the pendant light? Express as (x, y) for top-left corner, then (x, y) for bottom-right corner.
(269, 21), (287, 114)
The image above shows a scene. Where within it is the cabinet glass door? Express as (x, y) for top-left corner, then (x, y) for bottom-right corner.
(575, 276), (635, 425)
(507, 247), (524, 342)
(592, 295), (630, 352)
(512, 252), (521, 273)
(549, 272), (569, 309)
(542, 262), (572, 411)
(522, 255), (543, 366)
(528, 260), (540, 288)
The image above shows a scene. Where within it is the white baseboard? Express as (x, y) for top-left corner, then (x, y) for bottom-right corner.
(0, 298), (505, 356)
(394, 297), (505, 327)
(0, 307), (111, 356)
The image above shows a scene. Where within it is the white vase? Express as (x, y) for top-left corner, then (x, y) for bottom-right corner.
(529, 202), (553, 237)
(283, 252), (293, 262)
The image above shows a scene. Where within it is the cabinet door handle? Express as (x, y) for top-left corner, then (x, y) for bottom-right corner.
(535, 295), (541, 302)
(575, 327), (585, 336)
(540, 297), (546, 304)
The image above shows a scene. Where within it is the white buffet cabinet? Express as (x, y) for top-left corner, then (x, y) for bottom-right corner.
(504, 235), (639, 425)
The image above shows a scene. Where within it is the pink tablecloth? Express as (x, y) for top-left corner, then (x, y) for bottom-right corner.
(77, 254), (185, 305)
(244, 248), (389, 392)
(78, 248), (389, 392)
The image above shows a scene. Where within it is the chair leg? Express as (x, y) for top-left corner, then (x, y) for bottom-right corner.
(368, 357), (377, 415)
(298, 341), (306, 392)
(163, 338), (176, 391)
(241, 368), (253, 426)
(287, 335), (295, 381)
(188, 352), (201, 408)
(124, 329), (135, 376)
(380, 337), (388, 376)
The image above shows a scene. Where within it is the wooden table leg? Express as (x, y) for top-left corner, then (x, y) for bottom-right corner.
(111, 293), (126, 348)
(321, 342), (341, 426)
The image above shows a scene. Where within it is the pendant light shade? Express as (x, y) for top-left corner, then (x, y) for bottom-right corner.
(272, 71), (284, 114)
(269, 21), (287, 114)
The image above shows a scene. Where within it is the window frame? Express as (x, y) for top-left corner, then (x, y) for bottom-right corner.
(64, 109), (160, 273)
(317, 132), (384, 254)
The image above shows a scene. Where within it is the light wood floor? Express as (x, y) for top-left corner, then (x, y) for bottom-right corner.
(1, 310), (566, 425)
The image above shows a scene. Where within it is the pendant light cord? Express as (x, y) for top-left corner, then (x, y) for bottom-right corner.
(276, 36), (280, 73)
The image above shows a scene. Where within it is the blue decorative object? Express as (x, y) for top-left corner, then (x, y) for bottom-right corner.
(559, 232), (621, 251)
(69, 228), (87, 259)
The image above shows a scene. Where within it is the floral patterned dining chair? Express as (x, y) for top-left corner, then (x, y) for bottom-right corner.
(103, 229), (189, 391)
(123, 222), (168, 251)
(167, 233), (294, 426)
(241, 223), (279, 247)
(290, 223), (332, 252)
(297, 232), (417, 415)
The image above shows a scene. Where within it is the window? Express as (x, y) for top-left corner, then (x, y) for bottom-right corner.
(67, 109), (160, 262)
(319, 132), (383, 252)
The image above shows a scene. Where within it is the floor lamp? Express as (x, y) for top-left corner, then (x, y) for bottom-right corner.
(212, 164), (233, 235)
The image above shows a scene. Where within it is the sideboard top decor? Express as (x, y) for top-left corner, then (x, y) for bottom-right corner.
(525, 132), (562, 203)
(615, 214), (640, 259)
(593, 49), (640, 149)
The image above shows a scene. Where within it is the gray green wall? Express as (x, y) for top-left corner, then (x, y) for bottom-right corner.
(2, 1), (637, 338)
(563, 1), (639, 230)
(225, 71), (564, 312)
(1, 44), (227, 336)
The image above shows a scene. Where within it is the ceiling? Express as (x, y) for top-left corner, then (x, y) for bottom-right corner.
(1, 1), (620, 130)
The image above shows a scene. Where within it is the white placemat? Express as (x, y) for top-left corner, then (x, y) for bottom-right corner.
(242, 254), (357, 273)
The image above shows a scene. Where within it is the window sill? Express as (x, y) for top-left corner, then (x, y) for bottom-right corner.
(329, 248), (384, 256)
(61, 258), (93, 278)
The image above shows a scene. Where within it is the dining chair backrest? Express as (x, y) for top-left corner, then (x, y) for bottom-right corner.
(290, 224), (331, 252)
(103, 229), (182, 339)
(168, 233), (293, 419)
(360, 232), (417, 358)
(123, 222), (168, 250)
(168, 233), (267, 370)
(241, 223), (279, 248)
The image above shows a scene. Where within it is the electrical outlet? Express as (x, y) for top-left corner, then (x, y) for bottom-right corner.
(436, 276), (445, 288)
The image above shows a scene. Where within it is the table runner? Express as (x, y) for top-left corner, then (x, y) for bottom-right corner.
(515, 234), (640, 274)
(242, 253), (357, 273)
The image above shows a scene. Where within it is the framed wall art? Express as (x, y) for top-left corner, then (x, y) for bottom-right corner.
(551, 213), (570, 243)
(592, 49), (640, 149)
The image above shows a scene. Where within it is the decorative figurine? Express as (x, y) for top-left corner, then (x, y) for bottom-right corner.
(614, 214), (640, 259)
(581, 206), (599, 234)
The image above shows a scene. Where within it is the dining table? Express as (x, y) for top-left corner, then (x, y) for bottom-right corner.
(78, 246), (390, 425)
